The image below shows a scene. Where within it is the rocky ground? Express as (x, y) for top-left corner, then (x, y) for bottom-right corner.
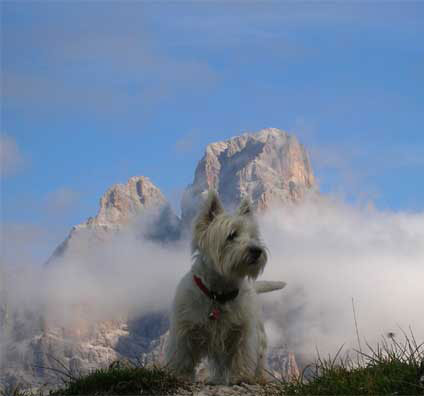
(175, 382), (283, 396)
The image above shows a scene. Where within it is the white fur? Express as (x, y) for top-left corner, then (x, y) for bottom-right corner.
(165, 191), (270, 385)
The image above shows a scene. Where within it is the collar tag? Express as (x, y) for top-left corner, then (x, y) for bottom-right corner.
(209, 307), (220, 320)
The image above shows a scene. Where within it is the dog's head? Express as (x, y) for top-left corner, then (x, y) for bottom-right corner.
(192, 190), (267, 280)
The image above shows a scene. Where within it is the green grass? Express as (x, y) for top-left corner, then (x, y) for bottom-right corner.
(275, 332), (424, 395)
(3, 333), (424, 395)
(48, 363), (189, 396)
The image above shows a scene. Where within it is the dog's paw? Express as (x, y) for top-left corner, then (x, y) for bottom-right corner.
(206, 377), (227, 386)
(228, 377), (253, 386)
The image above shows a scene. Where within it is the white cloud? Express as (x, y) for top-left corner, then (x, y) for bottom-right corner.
(0, 134), (25, 177)
(259, 197), (424, 363)
(1, 222), (191, 329)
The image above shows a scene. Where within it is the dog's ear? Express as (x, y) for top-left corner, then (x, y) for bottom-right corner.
(197, 190), (224, 226)
(237, 197), (253, 216)
(192, 191), (223, 251)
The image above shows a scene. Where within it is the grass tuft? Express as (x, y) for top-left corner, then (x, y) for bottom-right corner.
(276, 331), (424, 395)
(48, 361), (189, 396)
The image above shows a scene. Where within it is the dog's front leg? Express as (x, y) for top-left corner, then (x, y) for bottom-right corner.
(209, 344), (253, 384)
(227, 327), (261, 384)
(208, 351), (232, 385)
(207, 327), (245, 385)
(165, 326), (202, 381)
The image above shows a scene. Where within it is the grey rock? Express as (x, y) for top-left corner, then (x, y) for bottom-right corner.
(181, 128), (316, 228)
(267, 346), (300, 381)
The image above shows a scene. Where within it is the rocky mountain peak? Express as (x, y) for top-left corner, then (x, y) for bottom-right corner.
(48, 176), (172, 262)
(88, 176), (167, 228)
(181, 128), (316, 226)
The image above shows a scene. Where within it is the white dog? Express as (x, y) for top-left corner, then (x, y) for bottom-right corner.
(165, 191), (285, 385)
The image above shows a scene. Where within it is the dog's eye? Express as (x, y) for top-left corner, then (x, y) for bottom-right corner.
(227, 230), (237, 241)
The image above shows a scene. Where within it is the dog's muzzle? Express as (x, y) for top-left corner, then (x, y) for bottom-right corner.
(248, 246), (263, 264)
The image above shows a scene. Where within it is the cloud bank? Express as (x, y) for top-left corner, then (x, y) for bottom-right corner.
(1, 196), (424, 369)
(260, 197), (424, 362)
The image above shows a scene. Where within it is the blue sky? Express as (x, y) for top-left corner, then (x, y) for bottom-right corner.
(1, 2), (424, 259)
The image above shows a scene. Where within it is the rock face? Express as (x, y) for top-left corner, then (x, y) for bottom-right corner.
(48, 176), (179, 263)
(88, 176), (167, 228)
(267, 348), (300, 381)
(1, 315), (171, 389)
(181, 128), (316, 227)
(1, 129), (312, 389)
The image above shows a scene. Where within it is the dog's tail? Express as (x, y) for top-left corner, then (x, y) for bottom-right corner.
(254, 280), (286, 294)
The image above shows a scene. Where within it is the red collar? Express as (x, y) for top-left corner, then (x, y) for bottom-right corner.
(193, 275), (239, 304)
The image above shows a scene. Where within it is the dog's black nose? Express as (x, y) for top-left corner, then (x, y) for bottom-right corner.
(249, 246), (262, 260)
